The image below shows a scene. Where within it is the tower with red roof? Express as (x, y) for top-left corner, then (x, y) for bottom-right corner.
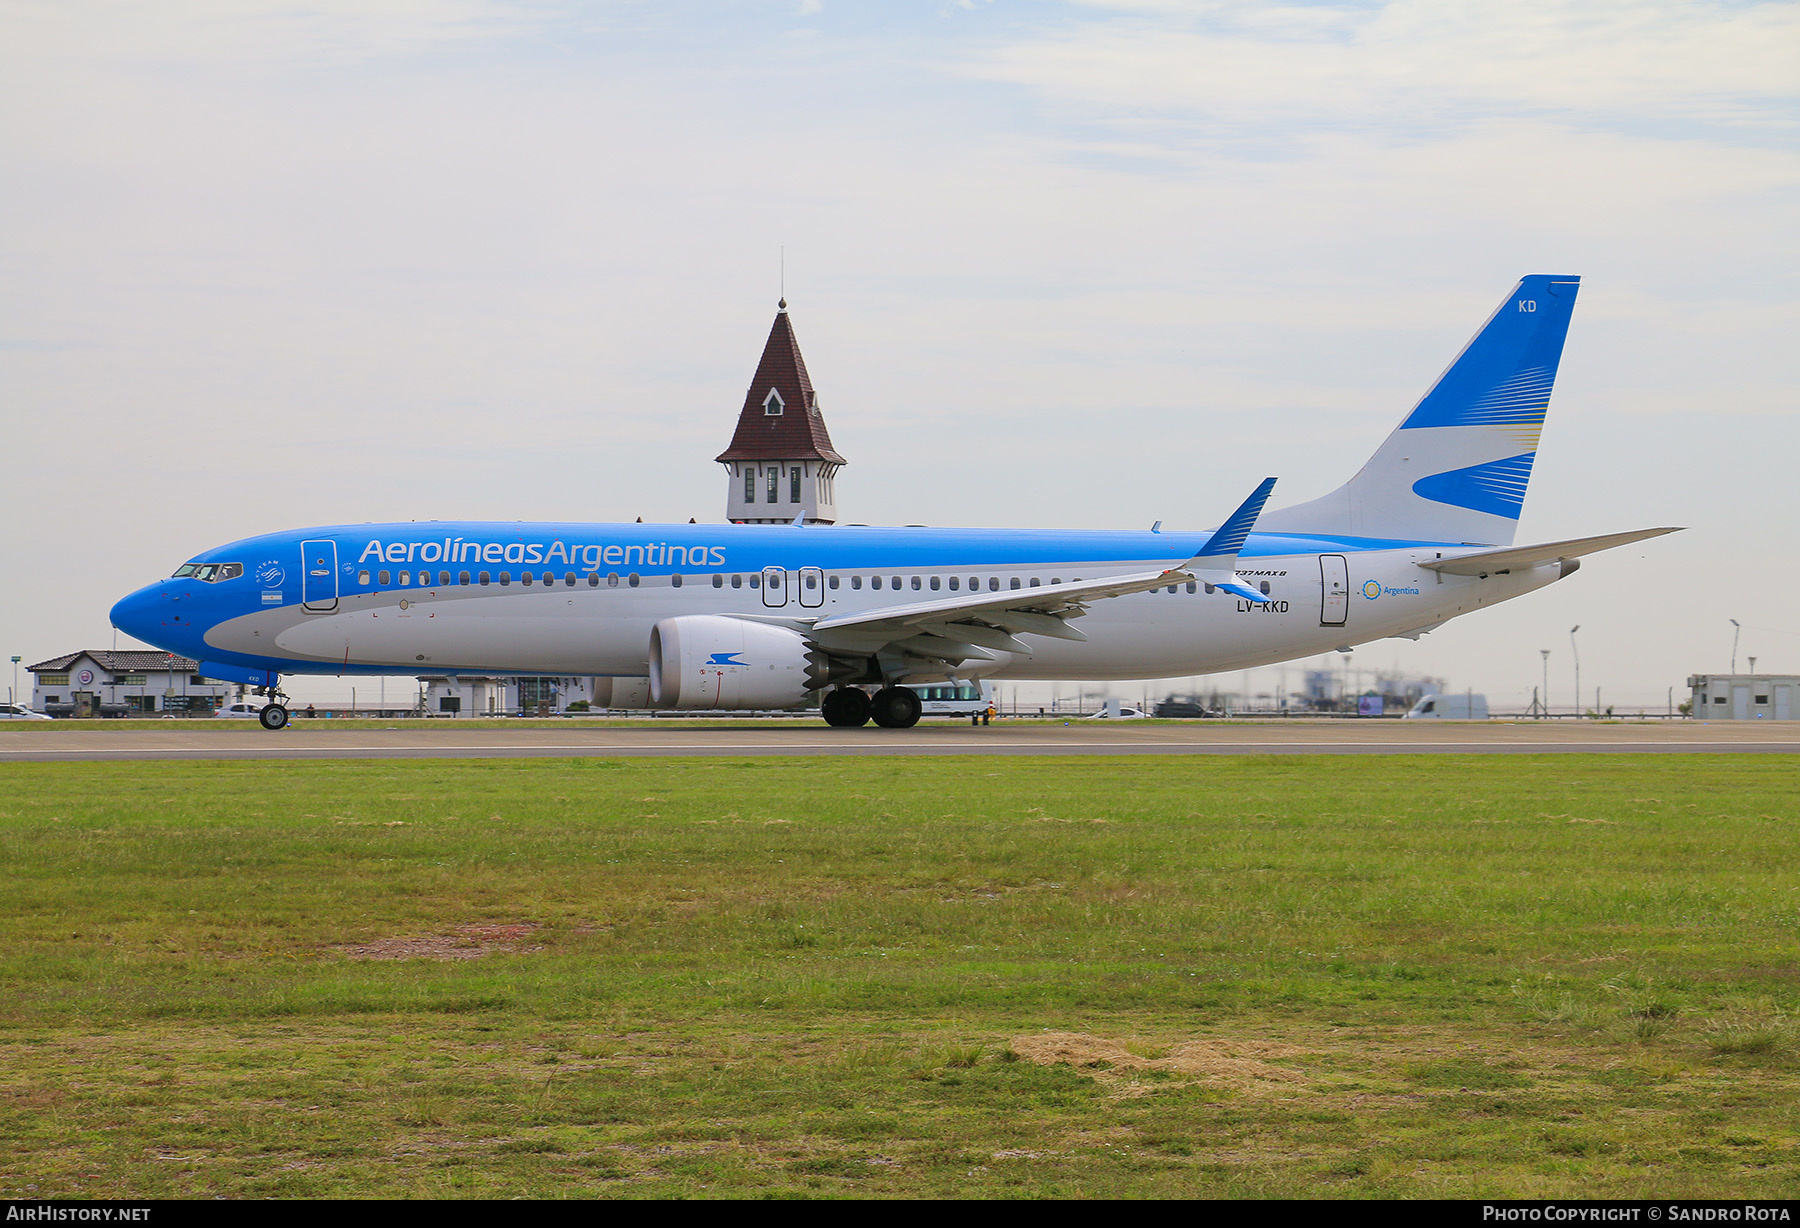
(716, 300), (846, 524)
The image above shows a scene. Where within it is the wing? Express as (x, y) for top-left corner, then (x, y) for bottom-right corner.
(801, 479), (1279, 667)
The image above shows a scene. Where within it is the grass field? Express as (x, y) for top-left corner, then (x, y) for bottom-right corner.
(2, 755), (1797, 1199)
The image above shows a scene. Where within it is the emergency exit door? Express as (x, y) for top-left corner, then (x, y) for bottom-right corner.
(1320, 554), (1349, 626)
(302, 539), (339, 613)
(761, 566), (788, 608)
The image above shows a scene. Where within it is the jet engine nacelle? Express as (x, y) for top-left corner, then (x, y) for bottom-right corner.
(591, 676), (652, 709)
(648, 616), (820, 710)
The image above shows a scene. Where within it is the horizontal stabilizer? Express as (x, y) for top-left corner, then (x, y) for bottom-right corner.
(1419, 527), (1681, 576)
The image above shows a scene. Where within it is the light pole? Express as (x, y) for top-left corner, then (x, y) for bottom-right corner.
(1540, 649), (1550, 719)
(1730, 619), (1741, 674)
(1570, 625), (1581, 718)
(9, 656), (19, 706)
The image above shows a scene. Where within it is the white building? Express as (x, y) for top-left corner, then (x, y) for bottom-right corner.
(421, 674), (597, 717)
(1689, 674), (1798, 720)
(28, 650), (233, 717)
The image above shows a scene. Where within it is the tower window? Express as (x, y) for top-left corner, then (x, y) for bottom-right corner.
(763, 388), (784, 416)
(744, 468), (754, 503)
(790, 466), (801, 503)
(767, 469), (779, 502)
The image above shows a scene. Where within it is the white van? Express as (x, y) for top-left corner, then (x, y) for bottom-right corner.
(1404, 694), (1489, 720)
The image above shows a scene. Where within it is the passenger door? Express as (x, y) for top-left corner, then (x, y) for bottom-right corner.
(761, 566), (788, 609)
(797, 566), (824, 609)
(302, 539), (339, 613)
(1319, 555), (1348, 626)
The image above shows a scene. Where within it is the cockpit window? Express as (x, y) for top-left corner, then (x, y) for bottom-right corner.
(178, 562), (245, 583)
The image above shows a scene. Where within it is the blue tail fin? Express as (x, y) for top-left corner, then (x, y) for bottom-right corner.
(1258, 275), (1580, 545)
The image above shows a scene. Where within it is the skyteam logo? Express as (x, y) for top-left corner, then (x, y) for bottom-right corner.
(256, 561), (285, 588)
(1362, 580), (1381, 600)
(705, 652), (747, 666)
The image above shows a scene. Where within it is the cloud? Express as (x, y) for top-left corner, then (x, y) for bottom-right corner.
(962, 1), (1800, 143)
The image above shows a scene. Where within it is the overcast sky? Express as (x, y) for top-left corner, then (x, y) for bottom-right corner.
(4, 0), (1796, 710)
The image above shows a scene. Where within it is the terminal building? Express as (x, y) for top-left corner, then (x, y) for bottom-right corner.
(27, 650), (232, 717)
(1689, 674), (1797, 720)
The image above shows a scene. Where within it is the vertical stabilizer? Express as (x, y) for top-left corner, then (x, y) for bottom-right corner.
(1258, 275), (1580, 546)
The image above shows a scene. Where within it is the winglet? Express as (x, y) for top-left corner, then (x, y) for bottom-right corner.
(1189, 477), (1277, 569)
(1186, 477), (1278, 603)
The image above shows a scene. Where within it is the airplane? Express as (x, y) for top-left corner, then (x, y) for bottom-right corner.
(109, 274), (1677, 731)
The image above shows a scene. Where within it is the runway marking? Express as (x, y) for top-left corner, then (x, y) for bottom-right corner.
(5, 738), (1798, 761)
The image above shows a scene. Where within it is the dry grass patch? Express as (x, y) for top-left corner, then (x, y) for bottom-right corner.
(336, 922), (542, 961)
(1009, 1031), (1310, 1096)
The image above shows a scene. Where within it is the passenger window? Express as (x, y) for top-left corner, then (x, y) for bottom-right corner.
(805, 574), (816, 590)
(608, 573), (620, 587)
(672, 574), (684, 588)
(1204, 583), (1215, 594)
(479, 572), (491, 585)
(929, 577), (940, 591)
(1186, 581), (1196, 593)
(500, 572), (511, 586)
(731, 574), (743, 588)
(828, 575), (839, 590)
(948, 577), (959, 591)
(378, 571), (390, 586)
(851, 576), (862, 590)
(1052, 577), (1062, 585)
(891, 576), (901, 589)
(358, 571), (371, 585)
(1260, 581), (1271, 595)
(749, 575), (760, 589)
(712, 575), (723, 588)
(870, 576), (881, 590)
(1167, 584), (1177, 594)
(911, 577), (921, 590)
(588, 572), (600, 587)
(628, 574), (640, 587)
(1009, 577), (1021, 590)
(399, 571), (411, 586)
(438, 571), (451, 586)
(563, 572), (574, 586)
(521, 572), (532, 586)
(988, 577), (999, 591)
(1029, 578), (1040, 588)
(457, 571), (469, 585)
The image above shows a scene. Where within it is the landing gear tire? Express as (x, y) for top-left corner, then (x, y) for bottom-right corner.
(259, 704), (289, 731)
(870, 686), (922, 729)
(821, 688), (872, 728)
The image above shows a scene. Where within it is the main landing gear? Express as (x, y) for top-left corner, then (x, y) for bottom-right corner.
(253, 681), (290, 731)
(819, 686), (923, 729)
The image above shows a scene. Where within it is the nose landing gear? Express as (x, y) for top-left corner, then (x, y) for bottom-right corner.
(252, 680), (290, 730)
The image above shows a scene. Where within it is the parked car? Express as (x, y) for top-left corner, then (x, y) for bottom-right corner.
(213, 701), (267, 719)
(1403, 694), (1489, 720)
(0, 703), (52, 720)
(1086, 705), (1149, 719)
(1153, 700), (1213, 718)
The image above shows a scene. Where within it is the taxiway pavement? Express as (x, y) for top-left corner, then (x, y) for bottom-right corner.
(2, 720), (1794, 762)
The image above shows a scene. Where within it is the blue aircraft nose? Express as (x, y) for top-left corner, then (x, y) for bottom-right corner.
(110, 583), (171, 646)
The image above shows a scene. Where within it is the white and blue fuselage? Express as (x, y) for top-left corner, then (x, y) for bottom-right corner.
(109, 519), (1558, 683)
